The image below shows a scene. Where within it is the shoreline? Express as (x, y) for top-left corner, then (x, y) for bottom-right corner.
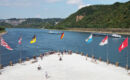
(0, 31), (7, 36)
(65, 28), (130, 35)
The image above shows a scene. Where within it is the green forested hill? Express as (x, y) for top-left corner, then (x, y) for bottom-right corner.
(57, 1), (130, 28)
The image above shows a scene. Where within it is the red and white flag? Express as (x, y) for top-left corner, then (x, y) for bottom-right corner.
(99, 36), (108, 46)
(0, 37), (13, 50)
(18, 37), (22, 45)
(118, 37), (128, 52)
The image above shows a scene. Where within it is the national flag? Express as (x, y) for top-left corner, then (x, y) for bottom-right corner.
(18, 36), (22, 45)
(0, 37), (13, 50)
(30, 35), (36, 44)
(60, 32), (64, 39)
(99, 36), (108, 46)
(85, 34), (93, 44)
(118, 37), (128, 52)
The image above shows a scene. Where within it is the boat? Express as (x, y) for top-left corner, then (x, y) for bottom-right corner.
(111, 34), (121, 38)
(48, 30), (62, 34)
(48, 30), (54, 34)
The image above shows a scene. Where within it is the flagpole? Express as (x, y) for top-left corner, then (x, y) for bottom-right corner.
(91, 34), (93, 58)
(20, 44), (22, 62)
(106, 35), (109, 64)
(0, 50), (1, 68)
(19, 36), (22, 63)
(126, 38), (129, 71)
(91, 44), (93, 56)
(92, 34), (94, 60)
(0, 36), (1, 69)
(126, 47), (128, 71)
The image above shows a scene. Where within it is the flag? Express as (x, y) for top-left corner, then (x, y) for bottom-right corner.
(118, 37), (128, 52)
(0, 37), (13, 50)
(60, 32), (64, 39)
(18, 36), (22, 45)
(99, 36), (108, 46)
(30, 35), (36, 44)
(85, 34), (93, 44)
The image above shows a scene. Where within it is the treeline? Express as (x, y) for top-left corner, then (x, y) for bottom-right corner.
(56, 1), (130, 28)
(16, 18), (63, 28)
(0, 18), (63, 29)
(0, 22), (9, 31)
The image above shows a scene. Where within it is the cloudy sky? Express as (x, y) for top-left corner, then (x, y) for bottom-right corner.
(0, 0), (129, 19)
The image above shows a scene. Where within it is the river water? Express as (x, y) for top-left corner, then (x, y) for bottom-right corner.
(0, 28), (130, 68)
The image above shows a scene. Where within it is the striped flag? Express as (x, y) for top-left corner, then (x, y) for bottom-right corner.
(99, 36), (108, 46)
(60, 32), (64, 39)
(18, 36), (22, 45)
(30, 35), (36, 44)
(0, 37), (13, 50)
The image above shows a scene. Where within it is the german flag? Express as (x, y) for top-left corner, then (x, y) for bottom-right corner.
(60, 32), (64, 39)
(30, 35), (36, 44)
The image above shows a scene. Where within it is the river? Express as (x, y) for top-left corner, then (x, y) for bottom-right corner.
(0, 28), (130, 68)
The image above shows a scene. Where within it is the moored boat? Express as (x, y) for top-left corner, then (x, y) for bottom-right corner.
(112, 34), (121, 38)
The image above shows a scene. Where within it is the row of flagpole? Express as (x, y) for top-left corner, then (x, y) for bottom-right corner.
(0, 32), (64, 67)
(85, 34), (129, 69)
(0, 32), (128, 69)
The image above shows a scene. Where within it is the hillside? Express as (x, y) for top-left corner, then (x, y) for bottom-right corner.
(0, 18), (63, 28)
(57, 1), (130, 28)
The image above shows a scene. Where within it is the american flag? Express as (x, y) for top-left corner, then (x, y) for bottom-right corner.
(0, 37), (13, 50)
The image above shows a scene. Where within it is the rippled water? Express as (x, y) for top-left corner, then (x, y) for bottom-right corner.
(0, 28), (130, 68)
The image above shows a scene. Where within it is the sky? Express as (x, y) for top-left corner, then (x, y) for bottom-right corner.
(0, 0), (129, 19)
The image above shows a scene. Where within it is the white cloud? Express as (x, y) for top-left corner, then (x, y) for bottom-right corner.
(78, 4), (91, 9)
(67, 0), (91, 9)
(67, 0), (82, 5)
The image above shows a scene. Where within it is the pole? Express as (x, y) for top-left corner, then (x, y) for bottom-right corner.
(126, 47), (128, 71)
(92, 45), (94, 56)
(20, 44), (22, 62)
(92, 35), (94, 60)
(19, 35), (22, 63)
(91, 40), (94, 57)
(0, 36), (2, 69)
(0, 52), (1, 68)
(126, 38), (129, 71)
(106, 42), (109, 64)
(106, 35), (109, 64)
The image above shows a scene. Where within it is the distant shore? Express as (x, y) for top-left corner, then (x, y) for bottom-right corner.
(66, 28), (130, 35)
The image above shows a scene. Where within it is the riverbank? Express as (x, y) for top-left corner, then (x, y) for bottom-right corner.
(0, 31), (7, 36)
(0, 52), (130, 80)
(66, 28), (130, 35)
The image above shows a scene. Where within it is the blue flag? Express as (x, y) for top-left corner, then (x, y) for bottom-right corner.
(85, 34), (93, 44)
